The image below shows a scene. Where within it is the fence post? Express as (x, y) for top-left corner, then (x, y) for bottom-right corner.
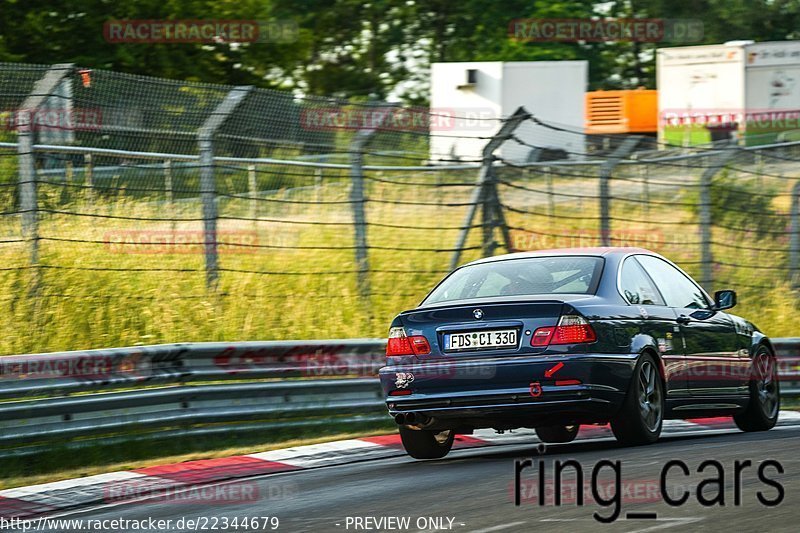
(196, 86), (253, 289)
(639, 156), (649, 216)
(16, 63), (75, 267)
(699, 149), (738, 290)
(248, 164), (258, 223)
(164, 159), (175, 234)
(197, 135), (218, 288)
(347, 104), (403, 304)
(83, 154), (94, 191)
(450, 107), (529, 270)
(17, 126), (38, 266)
(85, 153), (93, 187)
(84, 153), (94, 208)
(598, 136), (641, 247)
(349, 130), (378, 302)
(789, 181), (800, 289)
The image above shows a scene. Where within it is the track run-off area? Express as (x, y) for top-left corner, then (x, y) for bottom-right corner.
(12, 413), (800, 533)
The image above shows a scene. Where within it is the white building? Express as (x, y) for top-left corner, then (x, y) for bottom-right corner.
(429, 61), (588, 163)
(657, 40), (800, 145)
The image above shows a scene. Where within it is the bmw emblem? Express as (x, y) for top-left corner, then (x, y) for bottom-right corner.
(473, 309), (484, 320)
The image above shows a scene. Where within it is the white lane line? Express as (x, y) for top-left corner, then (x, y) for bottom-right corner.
(0, 470), (144, 498)
(778, 410), (800, 423)
(468, 413), (800, 447)
(247, 439), (386, 467)
(539, 518), (593, 521)
(467, 521), (527, 533)
(414, 522), (468, 533)
(625, 516), (703, 533)
(539, 517), (703, 531)
(38, 468), (305, 519)
(7, 412), (800, 514)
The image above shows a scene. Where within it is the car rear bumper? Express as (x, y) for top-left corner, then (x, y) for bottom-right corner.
(379, 353), (638, 429)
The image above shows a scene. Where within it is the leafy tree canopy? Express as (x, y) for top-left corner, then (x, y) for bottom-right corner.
(1, 0), (799, 102)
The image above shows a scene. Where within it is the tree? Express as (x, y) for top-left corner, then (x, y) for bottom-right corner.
(2, 0), (800, 101)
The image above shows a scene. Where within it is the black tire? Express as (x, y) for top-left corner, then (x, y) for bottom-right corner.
(611, 353), (664, 446)
(535, 424), (579, 443)
(734, 345), (780, 432)
(398, 427), (455, 459)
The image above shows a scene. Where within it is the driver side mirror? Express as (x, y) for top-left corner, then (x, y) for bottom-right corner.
(713, 290), (736, 310)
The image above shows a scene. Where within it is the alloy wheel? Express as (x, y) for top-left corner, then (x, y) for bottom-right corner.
(754, 351), (778, 419)
(638, 361), (662, 432)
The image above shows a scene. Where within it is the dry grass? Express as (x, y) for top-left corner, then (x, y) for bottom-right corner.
(0, 158), (797, 354)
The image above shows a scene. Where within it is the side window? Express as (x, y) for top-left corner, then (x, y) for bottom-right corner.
(635, 255), (709, 309)
(620, 258), (665, 305)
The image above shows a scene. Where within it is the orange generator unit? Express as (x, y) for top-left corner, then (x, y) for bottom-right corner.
(585, 88), (658, 135)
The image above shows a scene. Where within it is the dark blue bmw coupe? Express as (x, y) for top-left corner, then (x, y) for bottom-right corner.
(379, 248), (780, 459)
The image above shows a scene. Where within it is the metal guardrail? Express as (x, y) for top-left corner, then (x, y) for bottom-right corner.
(0, 339), (386, 398)
(0, 340), (387, 456)
(0, 338), (799, 456)
(765, 338), (800, 395)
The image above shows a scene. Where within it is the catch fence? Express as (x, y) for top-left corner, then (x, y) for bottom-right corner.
(1, 63), (800, 352)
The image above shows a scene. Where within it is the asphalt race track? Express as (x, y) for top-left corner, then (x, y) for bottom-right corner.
(32, 423), (800, 533)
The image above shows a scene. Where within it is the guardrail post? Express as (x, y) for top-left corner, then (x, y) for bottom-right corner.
(17, 63), (75, 268)
(598, 136), (640, 247)
(790, 181), (800, 289)
(197, 86), (253, 289)
(450, 107), (529, 270)
(699, 149), (738, 291)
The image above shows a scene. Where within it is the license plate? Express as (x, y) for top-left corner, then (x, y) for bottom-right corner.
(445, 329), (518, 351)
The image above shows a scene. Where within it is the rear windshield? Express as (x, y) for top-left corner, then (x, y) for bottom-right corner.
(422, 256), (604, 305)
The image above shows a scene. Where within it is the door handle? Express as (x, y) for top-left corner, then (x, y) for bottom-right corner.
(676, 315), (691, 325)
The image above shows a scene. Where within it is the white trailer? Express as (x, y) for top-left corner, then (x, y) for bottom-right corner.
(657, 41), (800, 145)
(429, 61), (587, 163)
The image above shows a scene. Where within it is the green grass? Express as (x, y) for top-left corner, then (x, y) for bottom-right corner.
(0, 153), (797, 488)
(0, 155), (798, 355)
(0, 420), (397, 490)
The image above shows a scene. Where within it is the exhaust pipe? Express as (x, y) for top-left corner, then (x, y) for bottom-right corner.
(394, 412), (433, 427)
(399, 412), (431, 426)
(414, 413), (431, 426)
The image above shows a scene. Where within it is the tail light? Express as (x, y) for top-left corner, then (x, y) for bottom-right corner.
(531, 326), (555, 346)
(387, 327), (431, 356)
(531, 315), (596, 346)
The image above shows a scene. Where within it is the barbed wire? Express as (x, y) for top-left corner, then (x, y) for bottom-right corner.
(3, 62), (800, 351)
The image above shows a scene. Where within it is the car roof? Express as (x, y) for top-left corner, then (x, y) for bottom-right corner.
(463, 247), (659, 267)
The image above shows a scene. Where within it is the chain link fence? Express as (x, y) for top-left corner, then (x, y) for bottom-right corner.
(1, 62), (800, 354)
